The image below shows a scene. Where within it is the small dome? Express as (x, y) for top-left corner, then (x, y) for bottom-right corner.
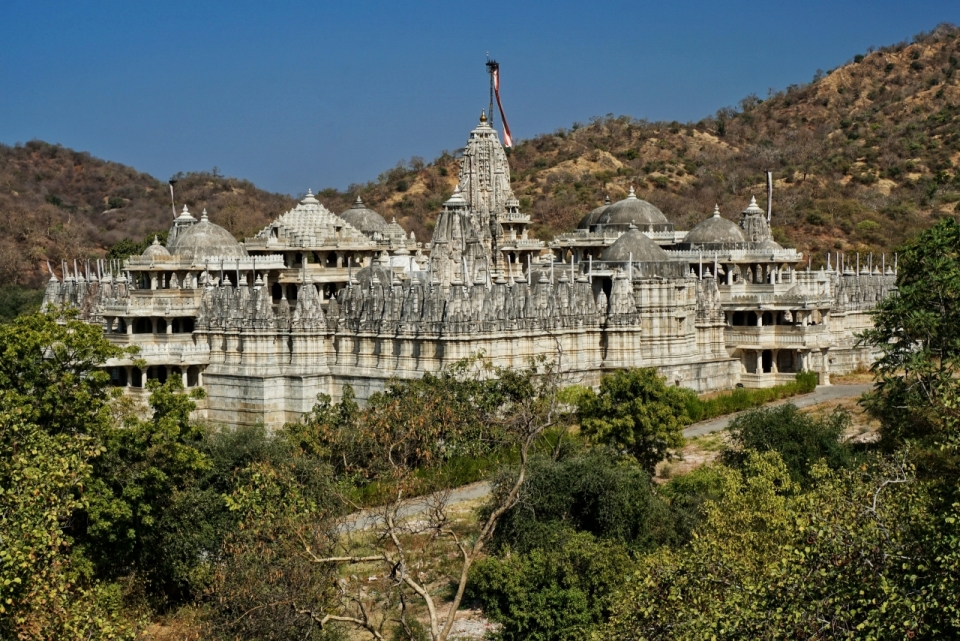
(341, 196), (387, 234)
(168, 209), (247, 261)
(141, 236), (172, 261)
(684, 205), (746, 246)
(577, 196), (612, 230)
(600, 226), (670, 264)
(443, 184), (468, 208)
(757, 238), (783, 251)
(597, 187), (669, 226)
(742, 195), (765, 217)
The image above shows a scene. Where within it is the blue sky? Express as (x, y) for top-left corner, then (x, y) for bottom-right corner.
(2, 1), (958, 195)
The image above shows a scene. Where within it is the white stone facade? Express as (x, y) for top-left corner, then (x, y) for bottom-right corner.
(44, 114), (895, 429)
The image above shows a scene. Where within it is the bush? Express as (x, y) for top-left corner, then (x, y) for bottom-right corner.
(489, 446), (679, 553)
(0, 285), (44, 322)
(683, 372), (818, 423)
(467, 531), (633, 641)
(722, 403), (854, 485)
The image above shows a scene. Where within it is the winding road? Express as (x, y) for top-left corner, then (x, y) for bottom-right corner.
(340, 383), (873, 532)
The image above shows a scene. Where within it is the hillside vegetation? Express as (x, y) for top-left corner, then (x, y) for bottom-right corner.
(2, 24), (959, 289)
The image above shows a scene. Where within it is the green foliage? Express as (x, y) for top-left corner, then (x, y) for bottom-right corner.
(468, 531), (634, 641)
(287, 359), (542, 486)
(490, 446), (678, 554)
(860, 217), (960, 449)
(0, 310), (123, 437)
(722, 404), (854, 485)
(598, 451), (960, 640)
(577, 368), (688, 473)
(79, 377), (210, 600)
(0, 398), (138, 639)
(0, 285), (44, 322)
(207, 439), (342, 641)
(683, 371), (818, 422)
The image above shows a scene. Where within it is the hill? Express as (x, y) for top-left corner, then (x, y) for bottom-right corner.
(346, 23), (960, 261)
(2, 23), (959, 289)
(0, 143), (297, 287)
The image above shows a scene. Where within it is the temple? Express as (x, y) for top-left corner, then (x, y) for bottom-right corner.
(44, 112), (895, 428)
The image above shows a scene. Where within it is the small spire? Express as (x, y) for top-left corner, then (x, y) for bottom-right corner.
(201, 208), (209, 221)
(152, 235), (160, 245)
(713, 204), (720, 218)
(749, 195), (758, 207)
(182, 204), (190, 214)
(604, 195), (611, 205)
(480, 110), (487, 123)
(627, 186), (636, 199)
(353, 195), (364, 207)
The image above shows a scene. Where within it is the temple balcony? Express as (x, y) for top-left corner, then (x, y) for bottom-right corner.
(725, 324), (831, 350)
(497, 212), (531, 224)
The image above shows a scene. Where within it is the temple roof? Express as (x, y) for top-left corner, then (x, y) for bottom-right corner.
(597, 187), (669, 226)
(250, 190), (370, 248)
(340, 196), (388, 234)
(577, 196), (612, 230)
(168, 209), (248, 261)
(684, 205), (747, 246)
(600, 226), (670, 263)
(141, 236), (172, 261)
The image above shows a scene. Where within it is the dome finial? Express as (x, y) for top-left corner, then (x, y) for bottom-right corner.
(750, 195), (758, 207)
(628, 185), (636, 199)
(604, 195), (611, 205)
(152, 235), (160, 245)
(201, 208), (208, 221)
(480, 110), (487, 123)
(354, 195), (363, 206)
(713, 204), (720, 217)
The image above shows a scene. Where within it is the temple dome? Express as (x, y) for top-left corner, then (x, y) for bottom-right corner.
(341, 196), (387, 234)
(577, 196), (611, 230)
(600, 226), (670, 263)
(168, 209), (247, 261)
(597, 187), (669, 226)
(683, 206), (746, 246)
(141, 236), (172, 261)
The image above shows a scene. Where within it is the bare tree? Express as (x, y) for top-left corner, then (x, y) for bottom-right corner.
(300, 359), (568, 641)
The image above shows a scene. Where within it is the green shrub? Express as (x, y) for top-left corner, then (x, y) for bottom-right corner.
(722, 403), (854, 485)
(0, 285), (44, 322)
(489, 446), (679, 553)
(467, 531), (633, 641)
(684, 372), (817, 423)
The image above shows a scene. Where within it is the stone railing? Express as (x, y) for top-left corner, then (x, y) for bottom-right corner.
(124, 254), (286, 270)
(725, 325), (830, 349)
(666, 248), (803, 262)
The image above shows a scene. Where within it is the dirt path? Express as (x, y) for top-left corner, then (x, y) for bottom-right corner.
(341, 383), (874, 532)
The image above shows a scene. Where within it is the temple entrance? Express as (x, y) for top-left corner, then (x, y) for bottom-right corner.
(761, 350), (773, 373)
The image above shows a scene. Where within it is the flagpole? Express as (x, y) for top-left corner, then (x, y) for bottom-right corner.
(486, 55), (495, 129)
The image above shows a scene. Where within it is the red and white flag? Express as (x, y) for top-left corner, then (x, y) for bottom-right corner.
(492, 65), (513, 147)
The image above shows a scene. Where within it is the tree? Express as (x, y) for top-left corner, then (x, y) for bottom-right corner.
(722, 404), (854, 486)
(0, 310), (124, 437)
(273, 359), (571, 641)
(597, 452), (960, 640)
(489, 446), (679, 554)
(79, 376), (210, 602)
(576, 368), (688, 473)
(860, 217), (960, 449)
